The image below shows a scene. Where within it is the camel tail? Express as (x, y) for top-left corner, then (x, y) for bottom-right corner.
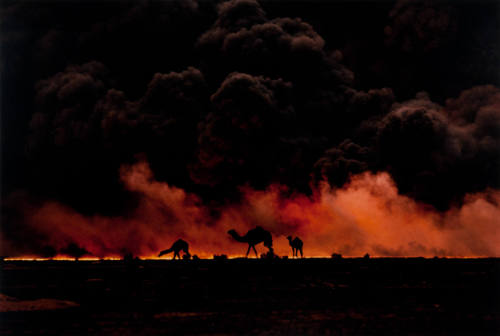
(158, 248), (173, 257)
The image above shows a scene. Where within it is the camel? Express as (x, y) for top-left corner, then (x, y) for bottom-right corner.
(227, 226), (273, 258)
(158, 239), (190, 260)
(287, 236), (303, 258)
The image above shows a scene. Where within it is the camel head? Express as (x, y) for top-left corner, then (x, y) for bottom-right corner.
(287, 236), (292, 241)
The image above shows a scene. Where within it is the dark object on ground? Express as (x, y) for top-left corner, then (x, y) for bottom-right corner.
(364, 253), (370, 259)
(192, 255), (200, 260)
(123, 253), (134, 262)
(260, 248), (279, 260)
(332, 253), (343, 259)
(60, 243), (89, 260)
(1, 258), (499, 335)
(213, 254), (227, 260)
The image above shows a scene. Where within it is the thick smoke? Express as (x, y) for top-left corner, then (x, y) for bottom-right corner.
(191, 72), (295, 188)
(26, 63), (208, 213)
(197, 0), (357, 140)
(384, 0), (457, 53)
(315, 87), (500, 210)
(2, 161), (499, 258)
(1, 0), (499, 257)
(376, 88), (500, 209)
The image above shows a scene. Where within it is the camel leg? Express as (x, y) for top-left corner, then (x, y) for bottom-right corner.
(252, 245), (258, 258)
(174, 251), (179, 260)
(299, 248), (303, 258)
(246, 245), (251, 258)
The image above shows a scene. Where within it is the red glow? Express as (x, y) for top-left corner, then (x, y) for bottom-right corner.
(3, 161), (499, 258)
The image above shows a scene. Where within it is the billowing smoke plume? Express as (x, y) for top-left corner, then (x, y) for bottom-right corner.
(191, 72), (295, 188)
(1, 0), (499, 257)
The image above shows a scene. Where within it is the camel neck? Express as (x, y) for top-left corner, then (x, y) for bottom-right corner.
(230, 232), (247, 242)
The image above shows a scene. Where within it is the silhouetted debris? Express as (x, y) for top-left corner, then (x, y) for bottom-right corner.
(331, 253), (343, 259)
(192, 255), (200, 260)
(40, 246), (57, 258)
(123, 252), (134, 262)
(364, 253), (370, 259)
(282, 256), (289, 260)
(0, 256), (7, 262)
(182, 254), (191, 260)
(260, 249), (280, 260)
(60, 243), (89, 260)
(213, 254), (227, 260)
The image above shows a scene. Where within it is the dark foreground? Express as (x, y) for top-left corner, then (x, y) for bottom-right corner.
(1, 258), (499, 335)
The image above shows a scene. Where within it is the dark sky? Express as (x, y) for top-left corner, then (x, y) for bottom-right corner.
(1, 0), (499, 256)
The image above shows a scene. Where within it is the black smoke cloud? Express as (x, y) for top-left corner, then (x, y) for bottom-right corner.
(340, 0), (499, 101)
(313, 140), (374, 189)
(384, 0), (458, 53)
(1, 0), (499, 242)
(26, 63), (208, 213)
(376, 88), (500, 209)
(191, 72), (295, 188)
(315, 87), (500, 210)
(197, 0), (356, 139)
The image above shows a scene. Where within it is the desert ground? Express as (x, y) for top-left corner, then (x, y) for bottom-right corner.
(1, 258), (499, 335)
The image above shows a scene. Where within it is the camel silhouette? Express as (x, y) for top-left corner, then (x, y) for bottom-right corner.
(227, 226), (273, 258)
(158, 239), (190, 260)
(287, 236), (303, 258)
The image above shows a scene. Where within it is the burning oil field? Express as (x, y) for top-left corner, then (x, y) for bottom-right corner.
(1, 0), (500, 334)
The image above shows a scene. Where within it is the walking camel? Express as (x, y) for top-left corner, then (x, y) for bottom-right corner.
(158, 239), (190, 260)
(287, 236), (303, 258)
(227, 226), (273, 258)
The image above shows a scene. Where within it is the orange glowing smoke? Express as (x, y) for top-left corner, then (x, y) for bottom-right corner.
(4, 161), (500, 258)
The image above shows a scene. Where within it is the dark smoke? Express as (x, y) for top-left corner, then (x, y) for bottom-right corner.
(1, 0), (499, 256)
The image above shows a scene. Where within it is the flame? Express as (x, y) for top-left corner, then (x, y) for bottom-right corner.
(2, 161), (500, 258)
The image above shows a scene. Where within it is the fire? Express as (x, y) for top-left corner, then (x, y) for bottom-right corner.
(3, 257), (122, 261)
(2, 161), (499, 259)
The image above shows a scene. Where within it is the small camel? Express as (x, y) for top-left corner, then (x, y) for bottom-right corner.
(287, 236), (303, 258)
(158, 239), (190, 260)
(228, 226), (273, 258)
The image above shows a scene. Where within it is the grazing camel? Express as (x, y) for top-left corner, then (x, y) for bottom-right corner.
(227, 226), (273, 258)
(287, 236), (303, 258)
(158, 239), (190, 260)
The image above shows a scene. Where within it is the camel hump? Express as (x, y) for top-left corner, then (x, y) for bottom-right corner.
(254, 226), (268, 234)
(174, 238), (188, 246)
